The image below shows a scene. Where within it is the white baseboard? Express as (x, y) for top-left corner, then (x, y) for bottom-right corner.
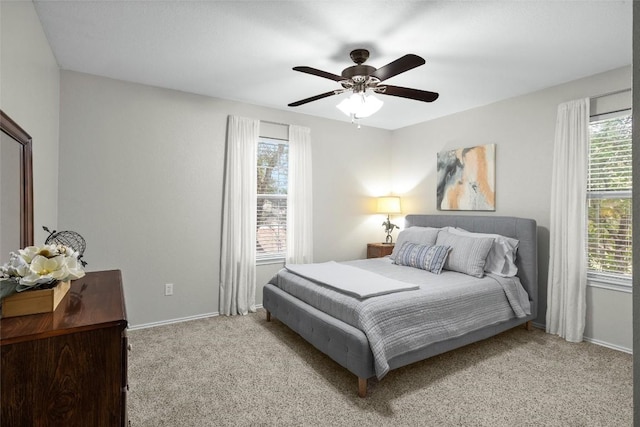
(532, 322), (631, 354)
(583, 336), (632, 354)
(128, 312), (219, 330)
(128, 304), (264, 331)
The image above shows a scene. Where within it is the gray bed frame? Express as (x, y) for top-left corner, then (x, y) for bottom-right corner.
(263, 214), (538, 397)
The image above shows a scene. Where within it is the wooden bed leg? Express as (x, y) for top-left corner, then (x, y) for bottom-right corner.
(358, 377), (367, 398)
(266, 310), (271, 322)
(525, 320), (532, 331)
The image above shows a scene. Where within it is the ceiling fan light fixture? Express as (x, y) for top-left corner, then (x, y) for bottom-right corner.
(336, 92), (383, 119)
(289, 49), (438, 111)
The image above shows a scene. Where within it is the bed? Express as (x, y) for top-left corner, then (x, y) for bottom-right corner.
(263, 214), (537, 397)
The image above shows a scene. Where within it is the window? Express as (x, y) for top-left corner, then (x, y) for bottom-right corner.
(256, 137), (288, 261)
(587, 113), (632, 282)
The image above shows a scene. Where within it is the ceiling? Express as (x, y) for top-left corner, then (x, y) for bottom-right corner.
(33, 1), (632, 130)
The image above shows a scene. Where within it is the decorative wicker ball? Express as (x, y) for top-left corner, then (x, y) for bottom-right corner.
(43, 226), (87, 266)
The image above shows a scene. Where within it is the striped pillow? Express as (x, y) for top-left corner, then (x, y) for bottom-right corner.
(435, 230), (494, 277)
(393, 242), (452, 274)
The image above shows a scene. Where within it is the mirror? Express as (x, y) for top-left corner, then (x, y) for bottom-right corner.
(0, 110), (33, 256)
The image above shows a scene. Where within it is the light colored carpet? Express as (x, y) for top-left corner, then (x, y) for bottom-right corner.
(128, 310), (632, 426)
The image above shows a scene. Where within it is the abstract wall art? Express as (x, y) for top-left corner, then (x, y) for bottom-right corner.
(437, 144), (495, 211)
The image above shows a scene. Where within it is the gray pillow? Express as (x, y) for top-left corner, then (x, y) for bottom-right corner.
(446, 227), (520, 277)
(390, 227), (441, 261)
(435, 230), (494, 277)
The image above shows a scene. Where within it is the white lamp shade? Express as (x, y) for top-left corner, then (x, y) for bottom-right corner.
(377, 196), (401, 214)
(337, 93), (383, 119)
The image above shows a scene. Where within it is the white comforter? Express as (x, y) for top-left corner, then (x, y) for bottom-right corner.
(271, 257), (531, 379)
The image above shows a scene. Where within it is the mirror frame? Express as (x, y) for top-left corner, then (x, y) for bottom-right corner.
(1, 110), (34, 248)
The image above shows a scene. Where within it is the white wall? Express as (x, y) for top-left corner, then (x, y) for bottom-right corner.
(0, 1), (60, 246)
(390, 66), (632, 351)
(53, 66), (639, 349)
(6, 1), (631, 350)
(58, 71), (391, 327)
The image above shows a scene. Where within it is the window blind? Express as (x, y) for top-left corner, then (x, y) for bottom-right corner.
(256, 138), (288, 260)
(587, 114), (632, 278)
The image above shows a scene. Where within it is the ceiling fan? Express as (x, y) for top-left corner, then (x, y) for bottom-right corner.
(288, 49), (439, 118)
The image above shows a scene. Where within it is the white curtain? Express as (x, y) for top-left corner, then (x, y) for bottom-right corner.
(220, 116), (259, 315)
(546, 98), (589, 342)
(286, 125), (313, 264)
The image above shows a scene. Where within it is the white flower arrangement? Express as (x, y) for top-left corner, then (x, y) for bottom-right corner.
(0, 244), (86, 299)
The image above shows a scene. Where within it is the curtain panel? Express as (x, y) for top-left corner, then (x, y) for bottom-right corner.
(546, 98), (589, 342)
(286, 125), (314, 264)
(220, 115), (259, 316)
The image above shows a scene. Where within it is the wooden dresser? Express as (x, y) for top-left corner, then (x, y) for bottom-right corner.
(1, 270), (128, 426)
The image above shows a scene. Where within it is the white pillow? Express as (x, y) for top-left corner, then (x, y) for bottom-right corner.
(445, 227), (519, 277)
(390, 227), (441, 261)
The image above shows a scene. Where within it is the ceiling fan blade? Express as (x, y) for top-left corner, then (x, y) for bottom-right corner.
(370, 54), (425, 82)
(378, 85), (439, 102)
(293, 66), (344, 82)
(288, 91), (338, 107)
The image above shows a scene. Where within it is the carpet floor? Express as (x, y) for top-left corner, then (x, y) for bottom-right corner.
(127, 310), (632, 426)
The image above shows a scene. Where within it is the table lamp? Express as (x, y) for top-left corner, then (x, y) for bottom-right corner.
(377, 196), (401, 244)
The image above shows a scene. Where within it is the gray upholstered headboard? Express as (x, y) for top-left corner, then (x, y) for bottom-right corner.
(404, 214), (538, 318)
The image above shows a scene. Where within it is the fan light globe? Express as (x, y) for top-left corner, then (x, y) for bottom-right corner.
(337, 92), (383, 119)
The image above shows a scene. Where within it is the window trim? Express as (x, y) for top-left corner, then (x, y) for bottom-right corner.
(587, 272), (632, 293)
(256, 256), (286, 266)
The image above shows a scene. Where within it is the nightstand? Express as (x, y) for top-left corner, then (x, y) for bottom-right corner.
(367, 242), (395, 259)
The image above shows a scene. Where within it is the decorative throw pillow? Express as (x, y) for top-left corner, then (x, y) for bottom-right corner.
(390, 227), (441, 261)
(393, 242), (452, 274)
(448, 227), (520, 277)
(435, 230), (494, 277)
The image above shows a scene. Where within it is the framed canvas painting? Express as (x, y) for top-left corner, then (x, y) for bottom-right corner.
(437, 144), (495, 211)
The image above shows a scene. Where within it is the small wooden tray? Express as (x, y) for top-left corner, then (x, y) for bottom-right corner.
(1, 280), (70, 318)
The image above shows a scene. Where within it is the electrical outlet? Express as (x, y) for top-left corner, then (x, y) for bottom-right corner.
(165, 283), (174, 296)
